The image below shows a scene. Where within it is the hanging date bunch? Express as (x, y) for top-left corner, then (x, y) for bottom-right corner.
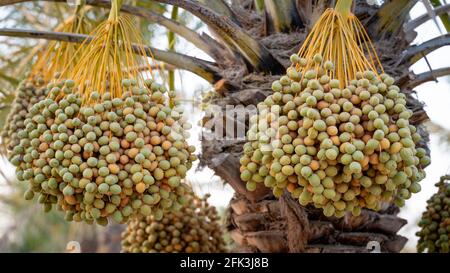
(240, 0), (429, 218)
(9, 0), (196, 225)
(121, 189), (227, 253)
(2, 8), (91, 156)
(417, 175), (450, 253)
(1, 76), (47, 154)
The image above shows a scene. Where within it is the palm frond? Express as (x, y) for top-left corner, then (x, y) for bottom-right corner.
(377, 0), (418, 35)
(0, 28), (222, 82)
(428, 0), (450, 32)
(150, 0), (285, 73)
(405, 3), (450, 32)
(264, 0), (304, 33)
(398, 34), (450, 65)
(196, 0), (241, 25)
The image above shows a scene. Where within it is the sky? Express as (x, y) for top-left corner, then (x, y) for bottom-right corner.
(0, 1), (450, 252)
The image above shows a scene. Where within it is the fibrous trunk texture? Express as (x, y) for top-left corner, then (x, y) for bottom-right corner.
(201, 1), (429, 253)
(227, 194), (407, 253)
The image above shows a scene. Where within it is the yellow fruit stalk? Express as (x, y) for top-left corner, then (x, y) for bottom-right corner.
(296, 0), (383, 88)
(63, 0), (156, 104)
(33, 6), (91, 83)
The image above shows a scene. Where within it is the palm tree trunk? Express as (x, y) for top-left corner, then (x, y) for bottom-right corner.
(227, 194), (407, 252)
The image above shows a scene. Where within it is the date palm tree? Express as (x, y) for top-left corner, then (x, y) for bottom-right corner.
(1, 0), (450, 252)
